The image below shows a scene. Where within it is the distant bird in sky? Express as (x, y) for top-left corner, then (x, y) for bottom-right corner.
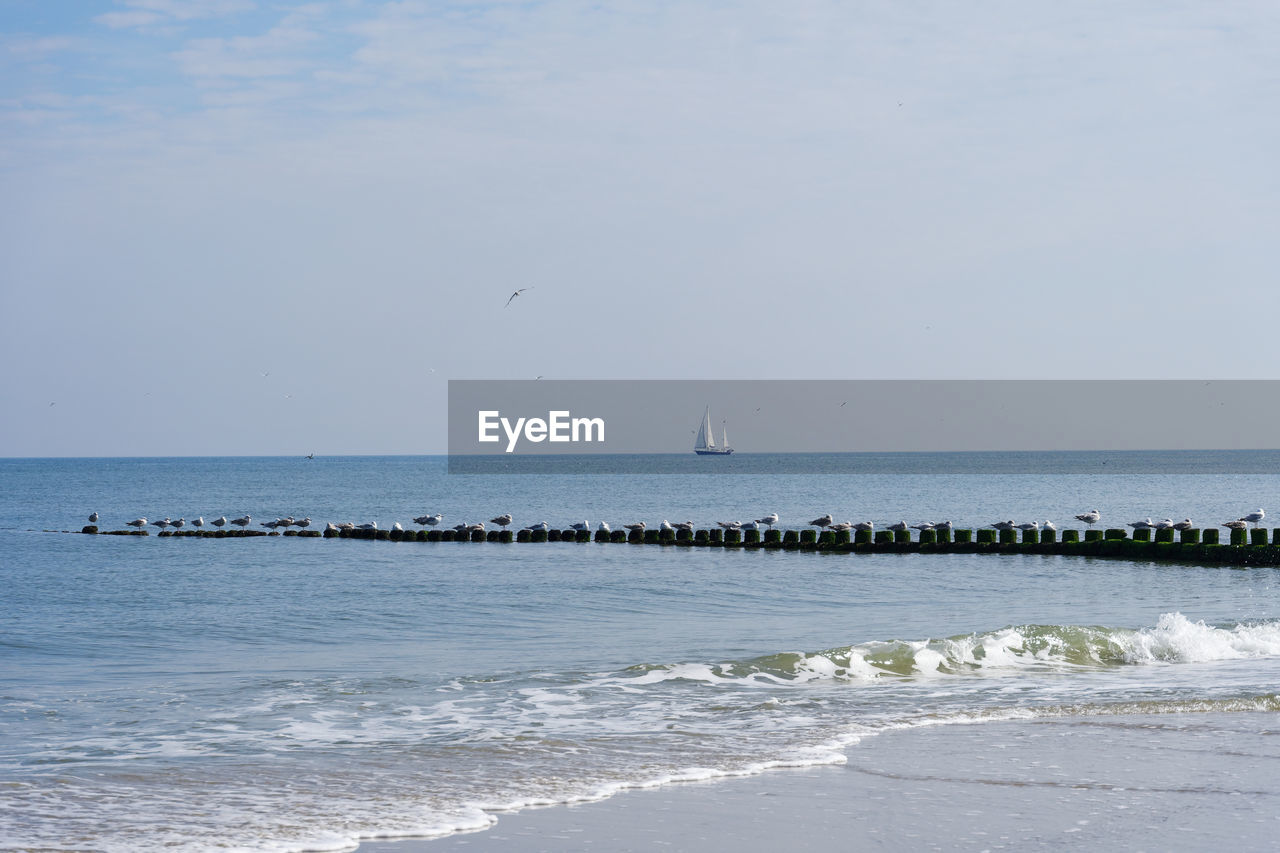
(505, 287), (532, 308)
(840, 401), (847, 407)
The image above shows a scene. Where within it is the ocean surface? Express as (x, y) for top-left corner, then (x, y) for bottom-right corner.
(3, 452), (1280, 851)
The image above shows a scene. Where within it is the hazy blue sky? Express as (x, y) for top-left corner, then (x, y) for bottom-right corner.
(3, 2), (1279, 455)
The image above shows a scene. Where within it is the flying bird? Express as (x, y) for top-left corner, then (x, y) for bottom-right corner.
(505, 287), (533, 308)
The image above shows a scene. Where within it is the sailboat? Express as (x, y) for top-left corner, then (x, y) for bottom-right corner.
(693, 406), (733, 455)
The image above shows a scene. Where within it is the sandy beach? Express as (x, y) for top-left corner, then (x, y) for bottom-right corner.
(358, 711), (1280, 852)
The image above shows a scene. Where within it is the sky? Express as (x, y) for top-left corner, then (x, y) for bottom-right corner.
(3, 1), (1279, 455)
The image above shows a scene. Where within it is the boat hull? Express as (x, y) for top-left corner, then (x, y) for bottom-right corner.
(694, 448), (734, 455)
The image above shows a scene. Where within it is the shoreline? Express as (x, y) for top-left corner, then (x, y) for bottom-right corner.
(355, 710), (1280, 852)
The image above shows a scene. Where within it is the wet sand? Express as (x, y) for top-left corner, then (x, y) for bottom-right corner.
(358, 712), (1280, 852)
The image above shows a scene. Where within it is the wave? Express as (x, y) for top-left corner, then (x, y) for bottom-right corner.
(613, 613), (1280, 686)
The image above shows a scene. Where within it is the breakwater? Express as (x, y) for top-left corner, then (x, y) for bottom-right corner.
(77, 524), (1280, 566)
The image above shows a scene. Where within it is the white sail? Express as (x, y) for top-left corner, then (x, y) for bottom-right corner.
(695, 407), (713, 450)
(721, 422), (729, 448)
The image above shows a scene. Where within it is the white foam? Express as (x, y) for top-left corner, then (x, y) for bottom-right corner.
(1123, 612), (1280, 664)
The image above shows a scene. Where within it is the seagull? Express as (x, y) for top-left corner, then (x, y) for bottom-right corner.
(505, 287), (532, 308)
(910, 522), (935, 532)
(490, 514), (513, 529)
(325, 522), (339, 532)
(808, 514), (834, 529)
(887, 521), (909, 532)
(1241, 509), (1266, 528)
(212, 516), (227, 527)
(414, 513), (443, 527)
(523, 521), (549, 532)
(570, 521), (590, 531)
(1127, 518), (1154, 530)
(357, 522), (379, 531)
(1173, 519), (1194, 531)
(853, 521), (874, 532)
(127, 517), (147, 528)
(1015, 521), (1040, 532)
(623, 522), (646, 532)
(1074, 510), (1101, 527)
(392, 522), (404, 532)
(1154, 518), (1176, 530)
(755, 513), (779, 530)
(1222, 519), (1249, 530)
(989, 520), (1016, 531)
(716, 520), (741, 530)
(296, 517), (311, 528)
(1042, 520), (1056, 531)
(934, 520), (953, 531)
(829, 522), (852, 532)
(171, 518), (185, 530)
(276, 517), (295, 528)
(151, 518), (171, 530)
(674, 521), (695, 531)
(660, 519), (675, 532)
(741, 520), (761, 530)
(597, 521), (611, 533)
(230, 515), (251, 528)
(88, 512), (99, 524)
(262, 520), (280, 530)
(192, 517), (204, 528)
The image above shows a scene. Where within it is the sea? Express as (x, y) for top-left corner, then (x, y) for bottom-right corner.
(3, 452), (1280, 852)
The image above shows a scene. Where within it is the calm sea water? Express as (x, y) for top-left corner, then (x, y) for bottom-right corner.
(3, 454), (1280, 851)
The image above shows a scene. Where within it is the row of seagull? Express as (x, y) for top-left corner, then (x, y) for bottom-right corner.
(103, 508), (1267, 535)
(121, 515), (311, 531)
